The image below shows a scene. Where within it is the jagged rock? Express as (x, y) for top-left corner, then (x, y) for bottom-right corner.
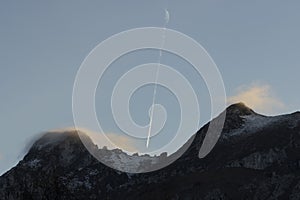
(1, 103), (300, 200)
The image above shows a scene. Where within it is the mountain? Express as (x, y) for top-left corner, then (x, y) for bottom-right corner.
(1, 103), (300, 200)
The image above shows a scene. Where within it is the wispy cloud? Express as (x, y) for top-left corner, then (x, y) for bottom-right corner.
(88, 131), (138, 153)
(108, 134), (138, 152)
(50, 127), (138, 153)
(227, 83), (285, 115)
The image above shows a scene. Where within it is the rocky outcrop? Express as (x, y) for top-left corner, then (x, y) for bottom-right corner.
(0, 103), (300, 200)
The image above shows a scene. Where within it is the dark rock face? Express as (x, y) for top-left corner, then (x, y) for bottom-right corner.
(1, 103), (300, 200)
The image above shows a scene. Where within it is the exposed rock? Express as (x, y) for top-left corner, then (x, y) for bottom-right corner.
(1, 103), (300, 199)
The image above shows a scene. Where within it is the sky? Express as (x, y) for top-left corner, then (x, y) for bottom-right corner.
(0, 0), (300, 175)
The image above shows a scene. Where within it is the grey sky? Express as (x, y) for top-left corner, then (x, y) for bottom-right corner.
(1, 0), (299, 175)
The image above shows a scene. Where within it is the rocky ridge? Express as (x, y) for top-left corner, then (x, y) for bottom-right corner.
(1, 103), (300, 199)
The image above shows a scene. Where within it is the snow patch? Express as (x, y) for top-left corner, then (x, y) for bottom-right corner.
(25, 159), (41, 168)
(223, 114), (285, 138)
(101, 150), (159, 173)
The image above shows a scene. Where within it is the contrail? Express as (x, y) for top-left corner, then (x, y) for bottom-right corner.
(146, 8), (170, 148)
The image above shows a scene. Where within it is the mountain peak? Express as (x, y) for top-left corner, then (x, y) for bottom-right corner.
(1, 106), (300, 199)
(32, 129), (82, 150)
(226, 102), (255, 116)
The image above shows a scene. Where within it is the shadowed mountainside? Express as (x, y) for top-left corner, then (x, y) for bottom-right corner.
(1, 103), (300, 200)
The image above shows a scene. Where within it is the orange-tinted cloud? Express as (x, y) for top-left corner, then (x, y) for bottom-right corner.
(228, 84), (285, 114)
(50, 127), (138, 153)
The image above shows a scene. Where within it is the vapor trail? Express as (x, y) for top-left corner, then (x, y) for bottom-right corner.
(146, 8), (170, 148)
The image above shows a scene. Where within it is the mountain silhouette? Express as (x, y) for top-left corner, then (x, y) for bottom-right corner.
(1, 103), (300, 200)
